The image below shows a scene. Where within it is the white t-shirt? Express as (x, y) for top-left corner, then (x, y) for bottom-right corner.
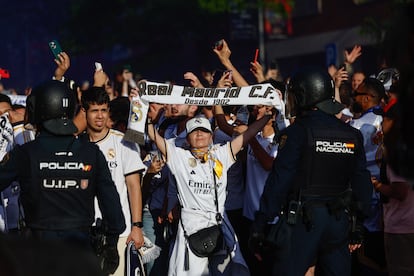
(350, 111), (383, 178)
(94, 129), (145, 237)
(243, 132), (278, 220)
(350, 110), (383, 232)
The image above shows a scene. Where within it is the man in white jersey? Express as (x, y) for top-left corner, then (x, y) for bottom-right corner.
(350, 77), (387, 273)
(81, 87), (146, 276)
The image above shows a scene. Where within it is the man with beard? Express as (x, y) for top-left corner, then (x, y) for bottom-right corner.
(350, 77), (387, 273)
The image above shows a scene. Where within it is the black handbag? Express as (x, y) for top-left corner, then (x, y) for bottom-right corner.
(186, 224), (223, 257)
(181, 168), (224, 269)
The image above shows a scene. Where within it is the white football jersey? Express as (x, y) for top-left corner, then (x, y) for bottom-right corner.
(94, 129), (145, 237)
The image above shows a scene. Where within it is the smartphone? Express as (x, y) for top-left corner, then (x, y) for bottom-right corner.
(95, 62), (103, 71)
(214, 40), (223, 50)
(49, 40), (63, 59)
(254, 48), (259, 63)
(339, 63), (346, 70)
(224, 70), (232, 81)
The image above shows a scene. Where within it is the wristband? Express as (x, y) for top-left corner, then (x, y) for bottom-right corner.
(132, 221), (144, 228)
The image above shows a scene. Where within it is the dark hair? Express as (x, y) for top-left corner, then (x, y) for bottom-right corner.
(261, 79), (285, 94)
(222, 105), (237, 115)
(81, 86), (110, 111)
(109, 96), (130, 132)
(12, 104), (25, 110)
(0, 93), (12, 105)
(361, 78), (386, 99)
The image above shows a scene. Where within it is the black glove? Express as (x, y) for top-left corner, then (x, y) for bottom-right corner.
(101, 245), (119, 275)
(248, 211), (267, 257)
(349, 216), (365, 245)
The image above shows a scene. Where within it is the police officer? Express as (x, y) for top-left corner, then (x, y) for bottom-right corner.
(0, 80), (125, 275)
(250, 67), (372, 275)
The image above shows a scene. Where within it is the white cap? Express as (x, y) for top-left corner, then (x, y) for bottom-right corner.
(186, 117), (212, 134)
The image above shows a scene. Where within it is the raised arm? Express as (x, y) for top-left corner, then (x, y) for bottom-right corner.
(214, 71), (236, 136)
(343, 45), (362, 76)
(147, 119), (167, 158)
(184, 71), (204, 88)
(250, 60), (266, 83)
(213, 39), (249, 87)
(54, 52), (70, 81)
(230, 114), (272, 156)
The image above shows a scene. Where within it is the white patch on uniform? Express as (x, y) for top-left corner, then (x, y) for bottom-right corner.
(80, 179), (89, 190)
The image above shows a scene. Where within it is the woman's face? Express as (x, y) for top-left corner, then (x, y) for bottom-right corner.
(187, 129), (212, 150)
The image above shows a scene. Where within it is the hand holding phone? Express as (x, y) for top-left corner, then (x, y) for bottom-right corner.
(254, 48), (259, 63)
(224, 70), (232, 81)
(49, 40), (63, 60)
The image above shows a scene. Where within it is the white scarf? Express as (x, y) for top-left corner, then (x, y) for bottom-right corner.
(124, 81), (284, 145)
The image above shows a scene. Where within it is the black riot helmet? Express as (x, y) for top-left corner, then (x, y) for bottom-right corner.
(286, 66), (344, 116)
(27, 80), (78, 135)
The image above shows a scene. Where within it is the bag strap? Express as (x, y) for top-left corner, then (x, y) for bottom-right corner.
(179, 153), (222, 237)
(179, 153), (222, 270)
(211, 167), (222, 224)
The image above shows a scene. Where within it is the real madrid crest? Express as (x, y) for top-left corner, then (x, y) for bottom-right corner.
(188, 158), (197, 168)
(108, 148), (116, 159)
(130, 100), (143, 122)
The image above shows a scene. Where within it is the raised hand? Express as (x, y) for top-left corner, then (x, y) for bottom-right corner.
(344, 45), (362, 64)
(54, 52), (70, 81)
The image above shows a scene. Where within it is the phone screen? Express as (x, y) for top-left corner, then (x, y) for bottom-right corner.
(224, 70), (232, 81)
(49, 40), (63, 59)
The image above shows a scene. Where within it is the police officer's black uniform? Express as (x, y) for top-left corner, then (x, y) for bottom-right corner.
(0, 80), (125, 274)
(0, 132), (125, 244)
(251, 67), (372, 276)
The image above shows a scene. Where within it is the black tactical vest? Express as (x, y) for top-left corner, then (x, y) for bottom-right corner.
(19, 137), (98, 230)
(293, 121), (360, 197)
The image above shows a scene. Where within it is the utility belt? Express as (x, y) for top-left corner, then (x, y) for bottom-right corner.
(29, 227), (90, 236)
(285, 191), (352, 231)
(26, 227), (92, 246)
